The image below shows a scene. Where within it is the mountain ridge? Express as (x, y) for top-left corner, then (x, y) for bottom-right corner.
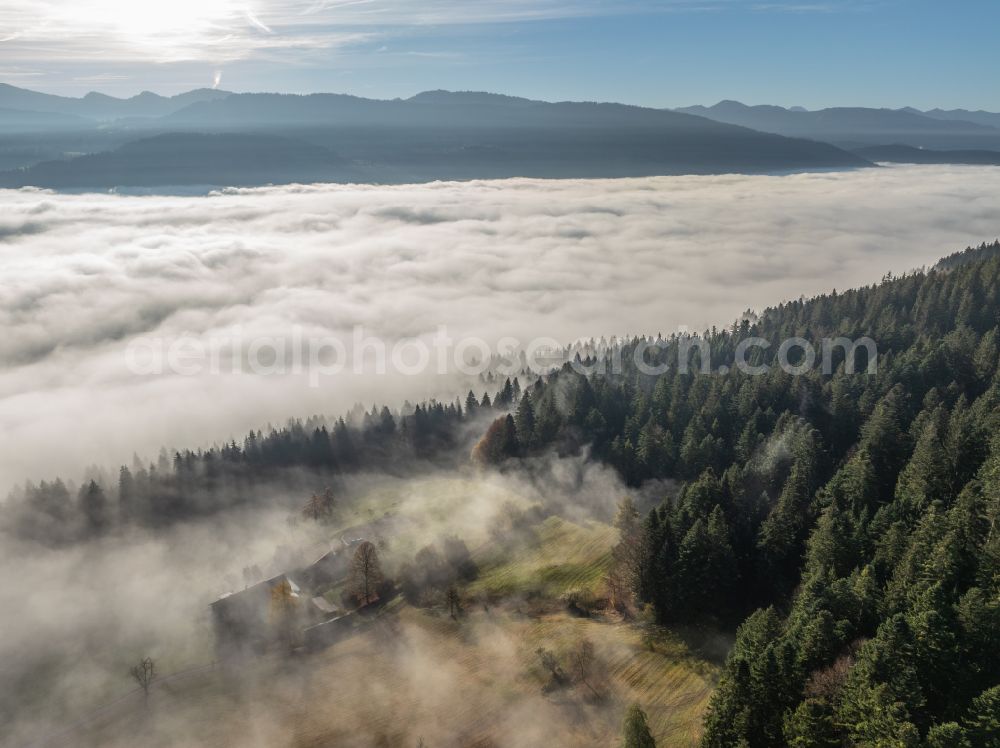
(162, 89), (741, 130)
(4, 82), (1000, 132)
(0, 88), (874, 189)
(0, 83), (231, 120)
(674, 99), (1000, 149)
(0, 132), (354, 189)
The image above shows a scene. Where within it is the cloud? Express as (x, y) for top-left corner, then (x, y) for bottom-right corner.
(1, 165), (999, 491)
(0, 502), (335, 744)
(0, 459), (636, 745)
(0, 164), (998, 744)
(0, 0), (848, 71)
(0, 0), (375, 67)
(245, 9), (273, 33)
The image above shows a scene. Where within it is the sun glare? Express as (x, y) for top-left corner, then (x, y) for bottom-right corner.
(58, 0), (248, 58)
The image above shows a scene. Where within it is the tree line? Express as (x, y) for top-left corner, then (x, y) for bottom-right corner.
(3, 373), (538, 545)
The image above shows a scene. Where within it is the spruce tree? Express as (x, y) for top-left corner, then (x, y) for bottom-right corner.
(79, 480), (109, 534)
(621, 703), (656, 748)
(514, 391), (536, 450)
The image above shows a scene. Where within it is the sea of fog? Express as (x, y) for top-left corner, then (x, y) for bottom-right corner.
(1, 164), (999, 491)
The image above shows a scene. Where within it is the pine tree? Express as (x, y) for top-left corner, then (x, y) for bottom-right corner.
(514, 391), (536, 451)
(858, 386), (912, 503)
(471, 415), (518, 465)
(79, 480), (109, 534)
(964, 685), (1000, 747)
(839, 615), (925, 742)
(706, 504), (738, 615)
(621, 703), (656, 747)
(925, 723), (970, 748)
(783, 698), (840, 747)
(895, 404), (954, 515)
(533, 393), (561, 444)
(118, 466), (136, 523)
(496, 377), (515, 408)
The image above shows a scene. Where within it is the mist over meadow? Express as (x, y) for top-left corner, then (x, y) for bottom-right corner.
(0, 451), (638, 746)
(2, 165), (998, 492)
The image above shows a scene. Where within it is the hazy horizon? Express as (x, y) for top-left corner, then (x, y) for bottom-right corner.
(7, 80), (1000, 115)
(2, 1), (998, 110)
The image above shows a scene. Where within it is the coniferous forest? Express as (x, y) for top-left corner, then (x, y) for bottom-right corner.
(488, 244), (1000, 746)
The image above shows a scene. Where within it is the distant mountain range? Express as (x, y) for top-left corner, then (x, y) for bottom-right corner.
(851, 144), (1000, 166)
(0, 83), (230, 121)
(0, 107), (93, 133)
(675, 100), (1000, 150)
(910, 107), (1000, 131)
(1, 83), (1000, 190)
(0, 87), (871, 188)
(160, 89), (793, 130)
(0, 133), (356, 189)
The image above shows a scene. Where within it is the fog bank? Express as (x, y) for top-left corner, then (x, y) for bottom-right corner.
(2, 165), (998, 488)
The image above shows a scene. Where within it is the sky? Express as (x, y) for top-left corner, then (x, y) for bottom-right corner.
(1, 0), (998, 110)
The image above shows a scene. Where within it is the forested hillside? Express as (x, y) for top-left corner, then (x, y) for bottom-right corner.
(477, 245), (1000, 746)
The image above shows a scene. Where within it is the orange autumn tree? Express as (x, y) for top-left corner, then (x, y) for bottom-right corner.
(269, 578), (299, 649)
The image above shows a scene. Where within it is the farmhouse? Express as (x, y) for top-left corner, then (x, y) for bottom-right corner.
(210, 538), (363, 656)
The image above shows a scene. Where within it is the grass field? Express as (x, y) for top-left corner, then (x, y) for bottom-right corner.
(469, 515), (618, 601)
(66, 476), (723, 747)
(74, 604), (719, 747)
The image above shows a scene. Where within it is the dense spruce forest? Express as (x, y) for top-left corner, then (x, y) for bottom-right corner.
(481, 242), (1000, 747)
(5, 242), (999, 745)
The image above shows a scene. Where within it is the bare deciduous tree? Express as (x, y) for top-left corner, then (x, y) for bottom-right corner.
(609, 496), (648, 611)
(570, 638), (602, 699)
(535, 647), (568, 688)
(446, 584), (461, 619)
(351, 540), (383, 606)
(613, 496), (640, 535)
(604, 566), (630, 615)
(804, 651), (857, 699)
(129, 657), (155, 702)
(302, 486), (335, 521)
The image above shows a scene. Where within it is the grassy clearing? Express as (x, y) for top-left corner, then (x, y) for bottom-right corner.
(75, 604), (717, 747)
(397, 606), (719, 747)
(330, 472), (539, 560)
(469, 515), (618, 600)
(70, 478), (722, 747)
